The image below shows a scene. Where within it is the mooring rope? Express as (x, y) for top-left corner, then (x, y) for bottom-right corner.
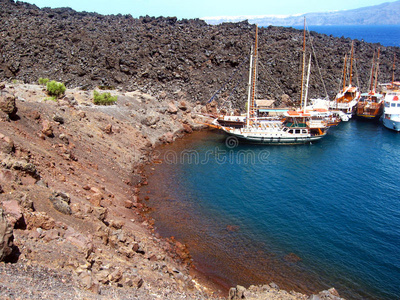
(305, 25), (329, 99)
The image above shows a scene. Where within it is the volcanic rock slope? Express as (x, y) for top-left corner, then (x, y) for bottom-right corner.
(1, 0), (400, 109)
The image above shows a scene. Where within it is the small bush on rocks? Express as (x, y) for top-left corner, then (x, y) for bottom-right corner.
(38, 78), (49, 85)
(93, 90), (117, 105)
(46, 80), (66, 98)
(43, 97), (57, 102)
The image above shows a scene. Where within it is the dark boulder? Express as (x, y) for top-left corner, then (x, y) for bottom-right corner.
(49, 191), (72, 215)
(0, 91), (18, 117)
(0, 209), (14, 261)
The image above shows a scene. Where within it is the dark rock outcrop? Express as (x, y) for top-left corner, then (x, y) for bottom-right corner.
(0, 134), (14, 154)
(0, 0), (399, 110)
(49, 191), (72, 215)
(228, 284), (345, 300)
(0, 90), (18, 117)
(0, 208), (14, 261)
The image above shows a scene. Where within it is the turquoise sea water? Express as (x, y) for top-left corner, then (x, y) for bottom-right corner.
(292, 25), (400, 47)
(143, 121), (400, 300)
(142, 26), (400, 299)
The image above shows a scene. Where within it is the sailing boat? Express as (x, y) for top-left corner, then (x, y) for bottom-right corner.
(381, 54), (400, 131)
(356, 48), (384, 119)
(330, 41), (360, 120)
(215, 24), (329, 145)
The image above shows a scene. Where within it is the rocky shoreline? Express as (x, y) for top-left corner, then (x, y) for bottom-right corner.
(0, 81), (215, 299)
(0, 82), (346, 299)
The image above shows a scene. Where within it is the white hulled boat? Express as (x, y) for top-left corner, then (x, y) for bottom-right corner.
(330, 85), (360, 118)
(221, 110), (328, 144)
(215, 22), (329, 145)
(306, 98), (342, 126)
(329, 42), (360, 120)
(381, 81), (400, 131)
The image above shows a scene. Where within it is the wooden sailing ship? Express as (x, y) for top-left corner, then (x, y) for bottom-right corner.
(330, 42), (360, 119)
(356, 48), (384, 119)
(214, 22), (329, 145)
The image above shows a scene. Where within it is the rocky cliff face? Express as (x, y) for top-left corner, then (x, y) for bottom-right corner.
(1, 0), (400, 110)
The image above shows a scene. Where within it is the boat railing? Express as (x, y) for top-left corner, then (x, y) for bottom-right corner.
(368, 103), (382, 109)
(330, 102), (355, 109)
(307, 120), (327, 128)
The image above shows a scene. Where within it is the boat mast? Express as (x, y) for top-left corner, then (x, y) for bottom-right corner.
(369, 50), (376, 92)
(303, 54), (312, 111)
(246, 47), (254, 127)
(251, 25), (258, 121)
(349, 41), (354, 86)
(300, 17), (306, 108)
(246, 25), (258, 127)
(342, 54), (347, 91)
(392, 54), (396, 85)
(374, 48), (380, 92)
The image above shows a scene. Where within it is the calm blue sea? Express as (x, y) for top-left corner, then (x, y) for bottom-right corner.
(142, 27), (400, 300)
(143, 120), (400, 300)
(292, 25), (400, 47)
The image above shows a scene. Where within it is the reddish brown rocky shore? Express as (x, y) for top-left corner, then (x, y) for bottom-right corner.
(0, 82), (346, 299)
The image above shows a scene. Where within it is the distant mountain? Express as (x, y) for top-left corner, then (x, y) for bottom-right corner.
(202, 1), (400, 26)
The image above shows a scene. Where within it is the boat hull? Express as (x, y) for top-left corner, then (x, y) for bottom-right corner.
(356, 98), (383, 120)
(356, 106), (383, 120)
(216, 119), (245, 128)
(356, 113), (382, 120)
(382, 117), (400, 131)
(223, 130), (326, 145)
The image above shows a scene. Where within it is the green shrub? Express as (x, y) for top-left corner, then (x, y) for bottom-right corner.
(93, 90), (117, 105)
(38, 78), (49, 85)
(46, 80), (66, 98)
(43, 96), (57, 102)
(11, 79), (23, 84)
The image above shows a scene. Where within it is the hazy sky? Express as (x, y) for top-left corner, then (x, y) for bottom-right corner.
(22, 0), (398, 19)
